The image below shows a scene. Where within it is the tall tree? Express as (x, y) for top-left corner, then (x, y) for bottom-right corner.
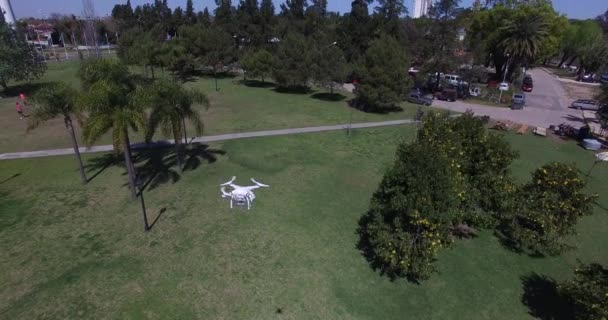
(185, 0), (197, 24)
(79, 59), (146, 200)
(259, 0), (276, 43)
(237, 0), (262, 46)
(28, 83), (87, 184)
(374, 0), (406, 35)
(339, 0), (373, 63)
(558, 263), (608, 320)
(215, 0), (235, 33)
(0, 14), (46, 91)
(281, 0), (307, 19)
(498, 14), (549, 66)
(141, 79), (208, 171)
(423, 0), (463, 89)
(272, 32), (312, 88)
(241, 49), (274, 82)
(308, 0), (328, 16)
(573, 20), (608, 78)
(354, 34), (410, 113)
(311, 43), (347, 93)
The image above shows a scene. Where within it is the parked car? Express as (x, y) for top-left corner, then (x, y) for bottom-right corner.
(444, 74), (462, 86)
(498, 82), (509, 91)
(510, 93), (526, 110)
(407, 92), (433, 106)
(409, 87), (423, 95)
(522, 75), (533, 92)
(578, 73), (595, 83)
(600, 74), (608, 85)
(570, 99), (600, 111)
(434, 88), (457, 102)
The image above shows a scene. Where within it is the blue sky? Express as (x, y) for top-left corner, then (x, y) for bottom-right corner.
(8, 0), (606, 20)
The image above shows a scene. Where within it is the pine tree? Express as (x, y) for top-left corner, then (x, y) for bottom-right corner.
(272, 32), (312, 88)
(185, 0), (197, 24)
(339, 0), (373, 63)
(281, 0), (307, 19)
(354, 34), (410, 112)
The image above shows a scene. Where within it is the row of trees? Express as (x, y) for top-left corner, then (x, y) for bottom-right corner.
(358, 111), (597, 281)
(27, 59), (208, 199)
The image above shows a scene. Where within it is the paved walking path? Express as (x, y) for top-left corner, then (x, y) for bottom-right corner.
(0, 119), (416, 160)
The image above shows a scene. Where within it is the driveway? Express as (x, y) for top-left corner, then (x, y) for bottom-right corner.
(433, 69), (596, 129)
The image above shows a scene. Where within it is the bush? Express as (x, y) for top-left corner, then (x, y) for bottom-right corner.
(501, 162), (595, 255)
(417, 111), (519, 227)
(559, 263), (608, 319)
(358, 143), (463, 281)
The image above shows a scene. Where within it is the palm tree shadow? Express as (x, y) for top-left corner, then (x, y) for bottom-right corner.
(85, 143), (225, 191)
(85, 154), (120, 183)
(182, 142), (226, 171)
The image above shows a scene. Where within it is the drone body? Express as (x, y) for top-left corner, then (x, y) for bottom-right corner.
(220, 176), (269, 210)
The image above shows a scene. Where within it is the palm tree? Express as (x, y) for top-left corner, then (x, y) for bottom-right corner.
(80, 59), (146, 200)
(498, 14), (549, 75)
(139, 79), (209, 171)
(28, 83), (88, 184)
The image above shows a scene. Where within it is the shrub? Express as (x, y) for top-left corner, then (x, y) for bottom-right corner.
(559, 263), (608, 319)
(358, 143), (463, 281)
(417, 111), (519, 227)
(501, 162), (595, 255)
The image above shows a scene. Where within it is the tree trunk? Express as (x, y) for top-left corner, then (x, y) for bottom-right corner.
(175, 136), (184, 172)
(566, 55), (577, 67)
(65, 117), (87, 184)
(330, 83), (334, 94)
(182, 115), (188, 145)
(123, 133), (137, 200)
(558, 52), (569, 68)
(261, 75), (265, 83)
(151, 65), (155, 79)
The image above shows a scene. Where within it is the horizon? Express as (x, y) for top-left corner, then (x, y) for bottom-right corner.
(6, 0), (606, 21)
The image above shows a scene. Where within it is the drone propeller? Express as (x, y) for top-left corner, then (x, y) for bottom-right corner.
(251, 178), (269, 187)
(220, 186), (231, 197)
(220, 176), (236, 186)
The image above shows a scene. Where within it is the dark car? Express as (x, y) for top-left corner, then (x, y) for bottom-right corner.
(600, 74), (608, 85)
(578, 73), (595, 83)
(407, 93), (433, 106)
(522, 75), (533, 92)
(434, 88), (457, 102)
(510, 93), (526, 110)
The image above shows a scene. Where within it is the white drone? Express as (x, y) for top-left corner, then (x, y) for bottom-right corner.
(220, 176), (270, 210)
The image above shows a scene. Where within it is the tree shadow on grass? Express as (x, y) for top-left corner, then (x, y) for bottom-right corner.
(274, 85), (314, 95)
(238, 79), (276, 88)
(85, 143), (225, 191)
(311, 92), (346, 101)
(1, 82), (53, 98)
(347, 98), (404, 114)
(85, 154), (120, 183)
(521, 273), (573, 320)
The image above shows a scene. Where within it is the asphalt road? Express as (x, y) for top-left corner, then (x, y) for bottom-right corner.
(433, 68), (598, 129)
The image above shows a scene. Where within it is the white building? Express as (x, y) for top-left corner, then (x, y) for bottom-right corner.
(0, 0), (16, 26)
(412, 0), (432, 18)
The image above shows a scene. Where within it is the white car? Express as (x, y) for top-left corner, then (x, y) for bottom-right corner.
(498, 82), (509, 91)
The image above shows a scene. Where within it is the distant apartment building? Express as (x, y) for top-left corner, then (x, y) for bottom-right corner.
(412, 0), (432, 18)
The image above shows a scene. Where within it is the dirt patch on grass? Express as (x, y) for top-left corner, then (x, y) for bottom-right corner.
(561, 82), (601, 101)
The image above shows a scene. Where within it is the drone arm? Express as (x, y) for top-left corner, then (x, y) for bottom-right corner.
(220, 176), (236, 186)
(220, 186), (231, 198)
(251, 178), (269, 188)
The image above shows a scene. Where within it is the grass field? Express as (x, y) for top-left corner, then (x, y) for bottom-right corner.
(1, 126), (606, 319)
(0, 61), (421, 153)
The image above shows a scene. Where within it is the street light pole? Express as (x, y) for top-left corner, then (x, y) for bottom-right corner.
(498, 53), (510, 104)
(136, 176), (150, 232)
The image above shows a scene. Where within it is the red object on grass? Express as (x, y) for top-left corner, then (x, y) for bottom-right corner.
(16, 102), (23, 113)
(19, 93), (26, 101)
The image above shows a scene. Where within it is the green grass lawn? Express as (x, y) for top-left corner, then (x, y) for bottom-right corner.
(0, 61), (422, 153)
(1, 126), (606, 319)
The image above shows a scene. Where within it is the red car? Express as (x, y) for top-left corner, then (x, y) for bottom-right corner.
(522, 76), (533, 92)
